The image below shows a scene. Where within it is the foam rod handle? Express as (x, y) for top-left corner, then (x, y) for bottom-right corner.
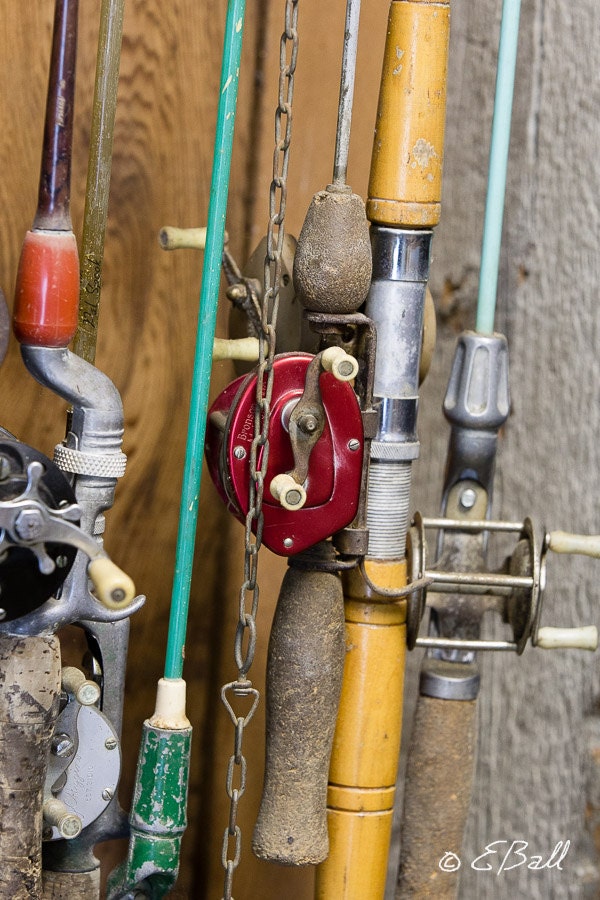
(252, 550), (345, 865)
(397, 694), (477, 898)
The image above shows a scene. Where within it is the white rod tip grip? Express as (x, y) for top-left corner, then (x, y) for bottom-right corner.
(149, 678), (191, 730)
(320, 346), (359, 381)
(270, 473), (307, 510)
(536, 625), (598, 651)
(548, 531), (600, 558)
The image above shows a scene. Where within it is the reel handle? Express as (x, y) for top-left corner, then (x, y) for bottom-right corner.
(536, 625), (598, 651)
(547, 531), (600, 558)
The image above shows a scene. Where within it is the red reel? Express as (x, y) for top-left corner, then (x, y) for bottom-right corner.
(205, 353), (364, 556)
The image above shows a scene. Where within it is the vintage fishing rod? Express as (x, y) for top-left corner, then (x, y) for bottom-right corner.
(1, 0), (140, 896)
(107, 1), (248, 895)
(395, 0), (599, 892)
(203, 0), (450, 895)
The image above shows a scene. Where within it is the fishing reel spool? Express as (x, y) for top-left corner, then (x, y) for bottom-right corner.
(205, 349), (364, 556)
(0, 436), (80, 621)
(406, 511), (599, 652)
(43, 665), (121, 842)
(0, 435), (136, 624)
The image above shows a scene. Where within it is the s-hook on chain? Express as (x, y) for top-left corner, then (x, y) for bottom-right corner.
(220, 2), (300, 897)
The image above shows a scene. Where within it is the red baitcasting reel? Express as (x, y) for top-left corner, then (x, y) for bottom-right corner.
(205, 350), (364, 556)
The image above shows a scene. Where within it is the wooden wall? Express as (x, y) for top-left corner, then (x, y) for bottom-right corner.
(1, 1), (599, 898)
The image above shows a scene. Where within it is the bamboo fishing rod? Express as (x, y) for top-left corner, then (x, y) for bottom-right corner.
(312, 1), (451, 896)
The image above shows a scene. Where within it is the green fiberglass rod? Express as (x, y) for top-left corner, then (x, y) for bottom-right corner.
(475, 0), (522, 334)
(165, 0), (247, 680)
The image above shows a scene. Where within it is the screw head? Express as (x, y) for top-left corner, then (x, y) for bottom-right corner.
(283, 488), (304, 507)
(283, 538), (293, 549)
(15, 508), (45, 541)
(105, 737), (118, 751)
(297, 413), (319, 434)
(459, 488), (477, 510)
(51, 733), (74, 758)
(233, 445), (247, 460)
(102, 788), (114, 802)
(348, 438), (361, 451)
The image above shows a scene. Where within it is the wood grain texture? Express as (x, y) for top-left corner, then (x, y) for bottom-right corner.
(1, 1), (599, 898)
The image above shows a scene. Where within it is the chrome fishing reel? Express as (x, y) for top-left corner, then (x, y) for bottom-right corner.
(406, 509), (599, 653)
(0, 436), (136, 622)
(0, 437), (80, 621)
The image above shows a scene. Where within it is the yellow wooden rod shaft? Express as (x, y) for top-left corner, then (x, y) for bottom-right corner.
(315, 563), (407, 899)
(317, 2), (450, 896)
(367, 0), (450, 228)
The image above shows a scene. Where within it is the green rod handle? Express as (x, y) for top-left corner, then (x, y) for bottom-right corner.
(165, 0), (247, 680)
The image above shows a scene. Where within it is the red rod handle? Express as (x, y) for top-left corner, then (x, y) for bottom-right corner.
(14, 0), (80, 348)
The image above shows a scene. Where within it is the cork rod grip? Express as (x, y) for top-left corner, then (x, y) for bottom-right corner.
(397, 694), (477, 897)
(252, 563), (345, 865)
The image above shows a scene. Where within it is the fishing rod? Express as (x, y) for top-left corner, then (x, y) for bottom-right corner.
(203, 0), (449, 895)
(107, 1), (248, 895)
(395, 0), (598, 892)
(0, 0), (141, 895)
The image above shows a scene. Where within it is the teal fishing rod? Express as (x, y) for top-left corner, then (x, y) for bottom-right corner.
(476, 0), (522, 334)
(107, 1), (247, 895)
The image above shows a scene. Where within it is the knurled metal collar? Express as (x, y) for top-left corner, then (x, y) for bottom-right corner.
(54, 444), (127, 479)
(370, 439), (420, 461)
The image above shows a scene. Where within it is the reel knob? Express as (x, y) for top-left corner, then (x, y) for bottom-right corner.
(205, 352), (364, 556)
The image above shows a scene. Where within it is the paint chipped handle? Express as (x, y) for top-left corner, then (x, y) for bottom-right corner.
(536, 625), (598, 651)
(548, 531), (600, 559)
(88, 557), (136, 609)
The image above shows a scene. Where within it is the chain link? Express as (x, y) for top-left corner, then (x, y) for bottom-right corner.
(220, 3), (300, 897)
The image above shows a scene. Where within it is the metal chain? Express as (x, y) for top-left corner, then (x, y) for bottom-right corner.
(220, 3), (300, 897)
